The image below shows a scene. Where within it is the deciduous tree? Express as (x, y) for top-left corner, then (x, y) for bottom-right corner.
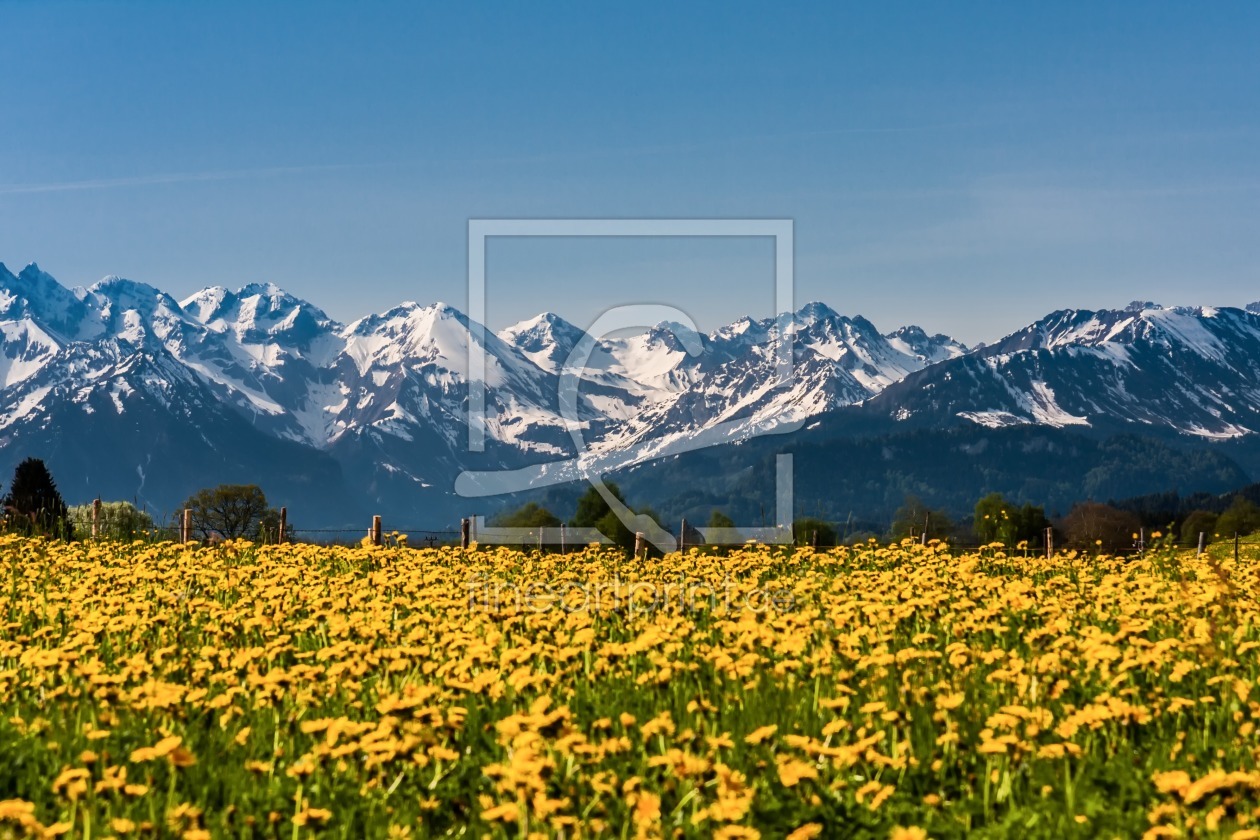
(1216, 496), (1260, 538)
(180, 484), (275, 541)
(493, 502), (562, 528)
(890, 495), (953, 542)
(974, 493), (1050, 547)
(708, 510), (735, 529)
(1060, 502), (1141, 552)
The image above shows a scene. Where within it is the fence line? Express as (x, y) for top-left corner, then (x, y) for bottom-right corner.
(72, 498), (1243, 556)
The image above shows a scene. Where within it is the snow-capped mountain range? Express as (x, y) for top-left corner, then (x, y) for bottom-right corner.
(2, 261), (1259, 523)
(865, 301), (1260, 440)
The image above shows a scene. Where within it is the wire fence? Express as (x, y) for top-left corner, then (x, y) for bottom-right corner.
(9, 523), (1235, 560)
(138, 526), (462, 547)
(52, 499), (1246, 558)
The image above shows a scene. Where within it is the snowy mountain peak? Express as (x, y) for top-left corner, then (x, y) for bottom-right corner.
(878, 302), (1260, 439)
(238, 281), (287, 298)
(14, 263), (71, 299)
(180, 285), (233, 320)
(644, 320), (704, 353)
(986, 304), (1250, 360)
(1126, 300), (1163, 312)
(89, 275), (170, 303)
(18, 262), (50, 280)
(428, 301), (467, 320)
(0, 263), (92, 339)
(794, 301), (840, 324)
(79, 277), (195, 348)
(498, 312), (591, 374)
(884, 325), (969, 364)
(501, 311), (582, 341)
(182, 283), (337, 347)
(498, 313), (582, 350)
(347, 300), (467, 337)
(88, 276), (185, 321)
(1247, 302), (1260, 315)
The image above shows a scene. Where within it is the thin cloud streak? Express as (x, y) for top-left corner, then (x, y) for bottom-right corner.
(0, 163), (373, 196)
(439, 119), (1014, 168)
(0, 121), (996, 196)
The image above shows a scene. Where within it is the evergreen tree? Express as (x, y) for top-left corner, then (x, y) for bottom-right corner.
(571, 482), (627, 527)
(1014, 503), (1052, 546)
(570, 482), (636, 550)
(2, 458), (72, 538)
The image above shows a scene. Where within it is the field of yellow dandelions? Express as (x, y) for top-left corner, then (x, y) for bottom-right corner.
(1, 533), (1258, 838)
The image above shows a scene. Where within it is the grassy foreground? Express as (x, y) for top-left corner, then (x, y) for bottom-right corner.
(1, 535), (1258, 838)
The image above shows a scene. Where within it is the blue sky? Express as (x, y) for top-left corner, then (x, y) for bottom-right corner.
(1, 1), (1258, 344)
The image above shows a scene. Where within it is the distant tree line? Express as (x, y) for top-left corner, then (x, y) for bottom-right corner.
(1110, 483), (1260, 546)
(0, 456), (285, 543)
(493, 482), (645, 551)
(7, 451), (1260, 551)
(498, 482), (1260, 554)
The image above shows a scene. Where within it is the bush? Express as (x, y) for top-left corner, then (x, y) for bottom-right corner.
(793, 517), (836, 547)
(1216, 496), (1260, 538)
(1179, 510), (1219, 546)
(68, 501), (155, 540)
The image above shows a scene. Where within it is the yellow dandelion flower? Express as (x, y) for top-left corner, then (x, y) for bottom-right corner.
(786, 826), (823, 840)
(891, 829), (928, 840)
(744, 725), (777, 745)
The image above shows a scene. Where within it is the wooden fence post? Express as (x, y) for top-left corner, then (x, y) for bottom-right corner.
(679, 519), (687, 553)
(1235, 533), (1240, 563)
(1046, 527), (1053, 559)
(1197, 531), (1205, 557)
(92, 498), (102, 539)
(633, 532), (645, 560)
(278, 507), (287, 544)
(812, 530), (818, 549)
(461, 518), (471, 550)
(560, 523), (566, 554)
(371, 515), (382, 547)
(181, 508), (191, 544)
